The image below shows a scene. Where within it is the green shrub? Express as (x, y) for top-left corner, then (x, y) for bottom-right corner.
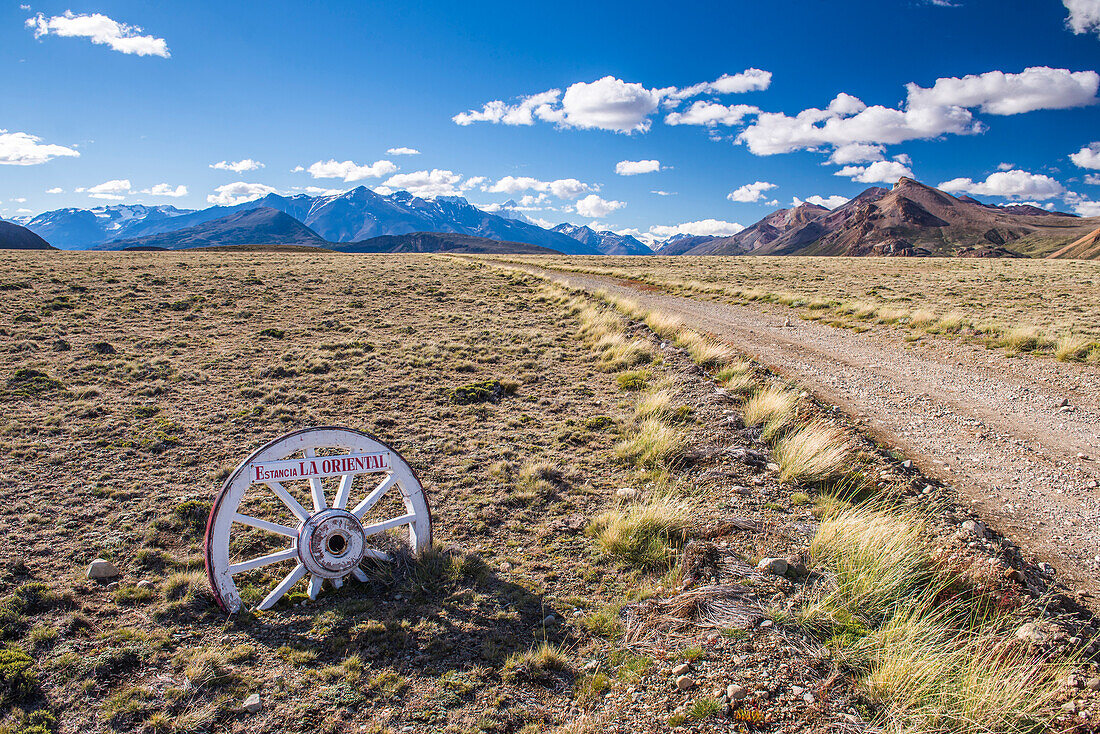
(5, 370), (64, 397)
(0, 647), (37, 705)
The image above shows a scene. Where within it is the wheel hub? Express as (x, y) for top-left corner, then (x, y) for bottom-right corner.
(297, 508), (367, 578)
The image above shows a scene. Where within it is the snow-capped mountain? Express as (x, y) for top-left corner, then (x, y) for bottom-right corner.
(551, 223), (653, 255)
(31, 188), (604, 255)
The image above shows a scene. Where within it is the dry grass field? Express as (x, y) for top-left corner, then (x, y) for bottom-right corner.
(0, 252), (1096, 734)
(507, 256), (1100, 359)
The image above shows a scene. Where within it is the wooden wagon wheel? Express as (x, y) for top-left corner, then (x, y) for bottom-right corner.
(204, 426), (431, 612)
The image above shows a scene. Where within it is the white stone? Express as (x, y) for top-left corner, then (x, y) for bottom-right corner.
(615, 487), (638, 500)
(726, 684), (746, 700)
(243, 693), (262, 713)
(86, 558), (119, 580)
(671, 662), (690, 676)
(675, 674), (694, 690)
(757, 557), (788, 575)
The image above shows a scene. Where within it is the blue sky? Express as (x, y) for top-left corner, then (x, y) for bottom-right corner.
(3, 0), (1100, 239)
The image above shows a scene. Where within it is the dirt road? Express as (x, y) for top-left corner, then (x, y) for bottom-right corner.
(517, 262), (1100, 601)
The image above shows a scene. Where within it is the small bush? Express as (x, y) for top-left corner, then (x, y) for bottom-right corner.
(1054, 334), (1096, 362)
(447, 379), (513, 405)
(5, 370), (64, 397)
(502, 643), (570, 684)
(0, 647), (37, 705)
(258, 328), (285, 339)
(615, 370), (650, 391)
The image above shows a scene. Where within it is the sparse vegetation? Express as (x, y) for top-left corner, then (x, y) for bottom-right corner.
(587, 498), (689, 570)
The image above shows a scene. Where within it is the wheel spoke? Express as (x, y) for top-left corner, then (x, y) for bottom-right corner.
(305, 447), (327, 511)
(352, 567), (369, 582)
(350, 474), (397, 519)
(362, 549), (393, 562)
(233, 513), (297, 538)
(332, 577), (344, 589)
(229, 547), (297, 575)
(256, 563), (307, 610)
(361, 512), (416, 537)
(266, 481), (310, 522)
(333, 473), (354, 510)
(307, 574), (323, 600)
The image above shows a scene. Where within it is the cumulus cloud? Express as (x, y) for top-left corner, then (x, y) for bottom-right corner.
(1070, 142), (1100, 169)
(207, 182), (278, 206)
(45, 187), (64, 194)
(997, 162), (1015, 171)
(306, 159), (398, 182)
(615, 159), (661, 175)
(939, 169), (1066, 200)
(727, 181), (778, 203)
(0, 129), (80, 166)
(669, 68), (773, 99)
(453, 89), (563, 126)
(381, 169), (464, 198)
(827, 143), (886, 164)
(210, 159), (264, 173)
(835, 159), (915, 183)
(650, 190), (676, 196)
(1085, 173), (1100, 185)
(386, 147), (420, 156)
(574, 194), (625, 217)
(1073, 200), (1100, 216)
(665, 101), (759, 127)
(486, 176), (595, 199)
(75, 179), (133, 200)
(793, 194), (849, 209)
(648, 219), (745, 239)
(141, 183), (188, 197)
(906, 67), (1099, 115)
(26, 11), (169, 57)
(1064, 0), (1100, 35)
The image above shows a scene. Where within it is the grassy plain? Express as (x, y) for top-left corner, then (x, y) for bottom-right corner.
(0, 252), (1090, 734)
(506, 255), (1100, 357)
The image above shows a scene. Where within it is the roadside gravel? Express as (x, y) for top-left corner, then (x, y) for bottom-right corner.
(513, 262), (1100, 605)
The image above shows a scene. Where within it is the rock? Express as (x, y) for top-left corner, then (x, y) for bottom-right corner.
(784, 556), (809, 577)
(671, 663), (691, 676)
(498, 562), (512, 572)
(803, 692), (816, 704)
(615, 487), (638, 500)
(243, 693), (262, 714)
(757, 558), (788, 575)
(1086, 677), (1100, 692)
(675, 675), (694, 690)
(137, 580), (154, 589)
(106, 582), (120, 591)
(1003, 568), (1026, 584)
(1061, 701), (1077, 714)
(1038, 562), (1055, 575)
(766, 462), (780, 472)
(901, 459), (913, 470)
(542, 614), (556, 624)
(960, 520), (986, 538)
(1056, 398), (1069, 408)
(583, 659), (599, 672)
(727, 684), (746, 700)
(86, 558), (119, 580)
(1015, 621), (1061, 645)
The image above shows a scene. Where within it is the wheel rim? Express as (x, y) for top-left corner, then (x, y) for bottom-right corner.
(204, 426), (432, 613)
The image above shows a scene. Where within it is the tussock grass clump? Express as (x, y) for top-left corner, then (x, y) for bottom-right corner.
(773, 420), (852, 484)
(633, 389), (676, 421)
(1054, 334), (1098, 362)
(616, 369), (650, 391)
(644, 311), (684, 340)
(932, 311), (966, 333)
(743, 385), (799, 440)
(675, 331), (733, 368)
(587, 498), (689, 570)
(907, 309), (936, 328)
(996, 326), (1052, 355)
(593, 333), (652, 371)
(502, 642), (570, 683)
(614, 418), (684, 469)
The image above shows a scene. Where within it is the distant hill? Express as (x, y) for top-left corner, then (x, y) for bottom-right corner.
(100, 208), (329, 250)
(1050, 227), (1100, 259)
(0, 220), (54, 250)
(332, 232), (559, 254)
(654, 234), (719, 255)
(679, 203), (833, 256)
(551, 223), (652, 255)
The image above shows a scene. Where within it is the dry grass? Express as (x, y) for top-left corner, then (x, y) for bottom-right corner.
(674, 330), (734, 368)
(1054, 333), (1100, 362)
(587, 497), (690, 570)
(773, 420), (852, 483)
(614, 417), (685, 469)
(742, 385), (799, 440)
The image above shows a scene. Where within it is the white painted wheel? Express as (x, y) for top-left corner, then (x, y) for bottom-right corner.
(204, 426), (432, 613)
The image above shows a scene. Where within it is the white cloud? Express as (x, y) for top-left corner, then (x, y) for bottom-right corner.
(45, 187), (64, 194)
(210, 159), (264, 173)
(793, 195), (849, 209)
(827, 143), (886, 164)
(386, 147), (420, 156)
(1073, 200), (1100, 216)
(206, 182), (278, 206)
(141, 183), (188, 197)
(1064, 0), (1100, 35)
(77, 179), (133, 200)
(454, 77), (662, 133)
(997, 162), (1015, 171)
(649, 219), (744, 239)
(739, 96), (981, 156)
(26, 11), (169, 57)
(381, 169), (464, 198)
(938, 169), (1066, 200)
(669, 68), (773, 99)
(615, 159), (661, 175)
(835, 159), (915, 183)
(0, 129), (80, 166)
(300, 186), (345, 196)
(906, 67), (1099, 115)
(574, 194), (625, 218)
(727, 181), (778, 203)
(665, 101), (759, 127)
(306, 159), (398, 182)
(13, 198), (26, 203)
(486, 176), (595, 200)
(1070, 142), (1100, 169)
(650, 190), (676, 196)
(1084, 173), (1100, 185)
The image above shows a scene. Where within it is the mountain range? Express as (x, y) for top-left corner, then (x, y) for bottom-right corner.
(8, 178), (1100, 258)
